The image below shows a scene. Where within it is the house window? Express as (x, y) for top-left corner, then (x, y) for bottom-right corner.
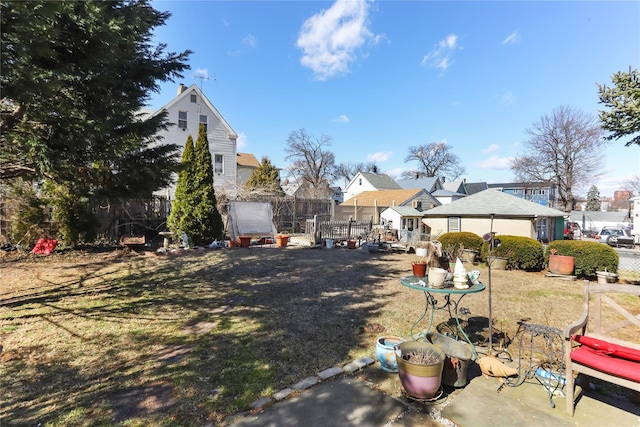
(359, 178), (362, 185)
(200, 114), (208, 131)
(190, 94), (197, 103)
(448, 217), (461, 233)
(178, 111), (187, 129)
(214, 154), (223, 174)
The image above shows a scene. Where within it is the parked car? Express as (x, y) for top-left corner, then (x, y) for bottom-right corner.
(595, 227), (635, 248)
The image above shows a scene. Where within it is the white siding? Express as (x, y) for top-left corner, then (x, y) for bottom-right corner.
(152, 85), (238, 199)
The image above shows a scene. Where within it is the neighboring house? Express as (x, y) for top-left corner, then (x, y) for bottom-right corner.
(442, 180), (467, 195)
(421, 189), (567, 242)
(567, 210), (631, 235)
(150, 83), (238, 199)
(337, 188), (440, 223)
(396, 176), (444, 193)
(330, 186), (343, 205)
(342, 172), (402, 201)
(464, 181), (489, 195)
(487, 181), (558, 208)
(431, 188), (467, 205)
(236, 152), (261, 188)
(379, 206), (429, 242)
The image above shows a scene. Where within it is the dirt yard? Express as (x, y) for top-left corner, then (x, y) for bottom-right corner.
(1, 243), (638, 425)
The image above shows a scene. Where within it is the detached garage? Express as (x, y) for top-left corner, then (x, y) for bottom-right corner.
(420, 189), (567, 242)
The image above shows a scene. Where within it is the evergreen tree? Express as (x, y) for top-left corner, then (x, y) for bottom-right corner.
(585, 185), (601, 211)
(167, 135), (195, 238)
(0, 1), (191, 245)
(191, 124), (223, 244)
(246, 156), (284, 195)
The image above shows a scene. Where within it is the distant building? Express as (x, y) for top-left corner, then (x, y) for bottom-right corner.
(487, 181), (557, 208)
(342, 171), (402, 201)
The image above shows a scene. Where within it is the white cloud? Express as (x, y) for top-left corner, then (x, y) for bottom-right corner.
(194, 68), (209, 79)
(236, 132), (248, 149)
(297, 0), (379, 80)
(385, 167), (406, 180)
(502, 30), (520, 45)
(482, 144), (500, 155)
(476, 155), (514, 170)
(501, 91), (516, 106)
(421, 34), (460, 71)
(367, 151), (393, 163)
(332, 114), (350, 123)
(243, 34), (257, 48)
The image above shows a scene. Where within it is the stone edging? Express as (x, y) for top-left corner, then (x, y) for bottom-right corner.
(224, 357), (375, 424)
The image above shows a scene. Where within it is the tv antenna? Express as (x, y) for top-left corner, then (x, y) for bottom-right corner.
(193, 73), (216, 90)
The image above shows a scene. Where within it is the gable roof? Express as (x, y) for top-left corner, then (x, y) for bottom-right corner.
(396, 176), (442, 192)
(382, 205), (425, 217)
(341, 188), (423, 207)
(465, 182), (489, 195)
(237, 152), (260, 168)
(358, 172), (402, 190)
(151, 84), (237, 139)
(442, 180), (466, 193)
(421, 189), (566, 218)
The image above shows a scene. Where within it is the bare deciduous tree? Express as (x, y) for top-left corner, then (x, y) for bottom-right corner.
(402, 141), (465, 181)
(511, 105), (607, 212)
(334, 161), (378, 185)
(284, 128), (336, 198)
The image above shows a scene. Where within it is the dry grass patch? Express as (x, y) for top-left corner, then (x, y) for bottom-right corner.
(1, 246), (638, 426)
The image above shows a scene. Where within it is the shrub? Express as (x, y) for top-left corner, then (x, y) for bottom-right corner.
(437, 232), (483, 258)
(546, 240), (618, 278)
(480, 235), (544, 271)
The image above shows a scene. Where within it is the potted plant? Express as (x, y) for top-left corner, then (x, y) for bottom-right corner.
(275, 232), (289, 247)
(396, 341), (445, 399)
(548, 248), (574, 275)
(411, 245), (429, 277)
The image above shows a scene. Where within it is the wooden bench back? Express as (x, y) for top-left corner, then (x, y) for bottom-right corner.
(582, 282), (640, 350)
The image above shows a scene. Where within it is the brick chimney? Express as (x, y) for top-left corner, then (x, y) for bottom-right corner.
(177, 83), (186, 95)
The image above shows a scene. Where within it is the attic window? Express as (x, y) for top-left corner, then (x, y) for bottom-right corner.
(359, 178), (362, 185)
(190, 94), (197, 103)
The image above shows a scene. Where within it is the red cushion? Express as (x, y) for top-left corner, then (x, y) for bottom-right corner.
(573, 335), (640, 363)
(31, 238), (58, 255)
(571, 346), (640, 382)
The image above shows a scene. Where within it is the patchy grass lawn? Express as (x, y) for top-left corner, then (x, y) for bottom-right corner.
(1, 245), (638, 426)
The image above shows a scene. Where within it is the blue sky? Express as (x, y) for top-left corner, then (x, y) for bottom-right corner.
(148, 0), (640, 197)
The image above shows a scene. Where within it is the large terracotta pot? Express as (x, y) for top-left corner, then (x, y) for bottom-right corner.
(275, 235), (289, 247)
(548, 255), (574, 275)
(238, 236), (251, 249)
(396, 341), (445, 399)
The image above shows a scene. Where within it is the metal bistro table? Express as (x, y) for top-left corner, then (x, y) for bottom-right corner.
(400, 276), (486, 358)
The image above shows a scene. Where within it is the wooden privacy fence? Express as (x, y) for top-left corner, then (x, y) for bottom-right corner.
(304, 215), (373, 244)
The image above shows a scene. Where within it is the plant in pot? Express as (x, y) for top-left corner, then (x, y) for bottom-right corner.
(411, 252), (428, 277)
(275, 232), (289, 247)
(396, 341), (446, 399)
(547, 248), (574, 275)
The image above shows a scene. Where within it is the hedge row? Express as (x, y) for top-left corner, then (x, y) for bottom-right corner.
(434, 232), (619, 278)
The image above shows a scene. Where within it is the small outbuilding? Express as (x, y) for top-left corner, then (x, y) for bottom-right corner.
(420, 189), (567, 242)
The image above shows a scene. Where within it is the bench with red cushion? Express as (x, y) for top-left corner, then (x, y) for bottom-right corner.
(571, 335), (640, 383)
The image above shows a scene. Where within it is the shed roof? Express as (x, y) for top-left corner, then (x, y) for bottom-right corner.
(382, 205), (424, 217)
(421, 189), (567, 218)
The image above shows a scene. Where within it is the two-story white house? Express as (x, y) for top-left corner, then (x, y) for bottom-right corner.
(150, 83), (239, 199)
(342, 172), (402, 201)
